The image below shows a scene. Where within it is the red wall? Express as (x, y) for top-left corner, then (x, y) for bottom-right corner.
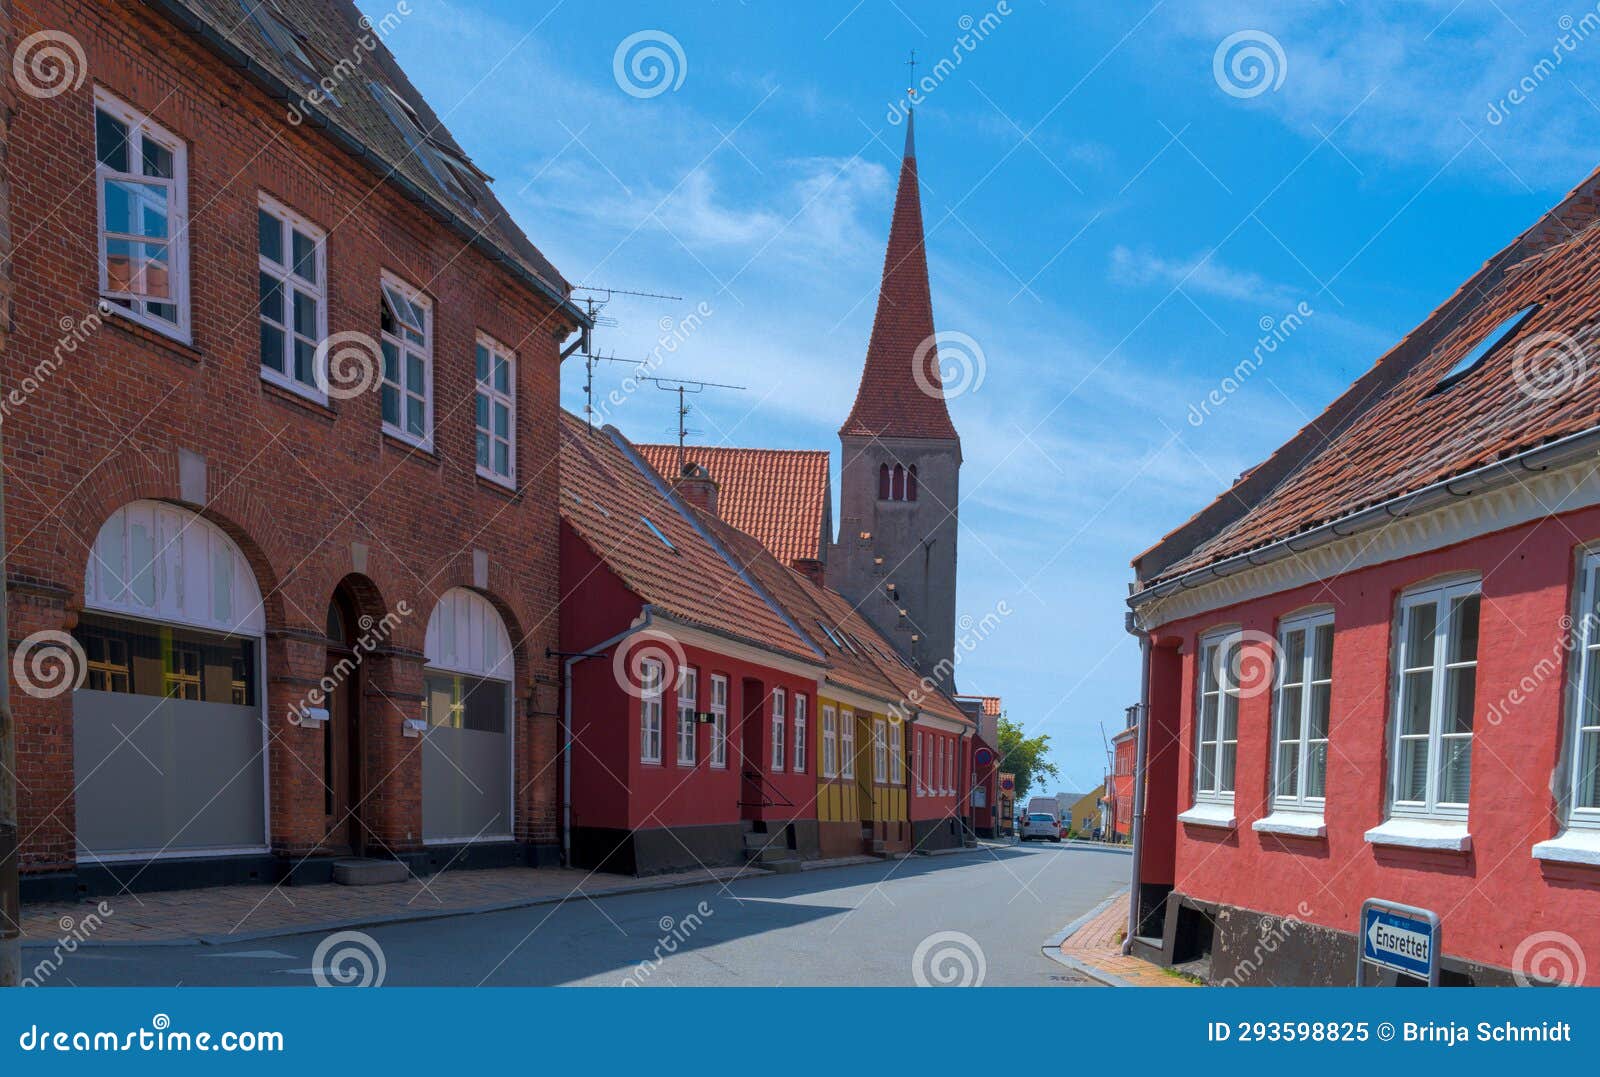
(1144, 508), (1600, 980)
(911, 728), (964, 821)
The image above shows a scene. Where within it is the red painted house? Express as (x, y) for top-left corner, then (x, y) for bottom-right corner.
(1128, 165), (1600, 985)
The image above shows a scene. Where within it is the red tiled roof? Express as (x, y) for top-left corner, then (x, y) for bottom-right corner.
(1144, 168), (1600, 587)
(954, 695), (1002, 718)
(840, 114), (960, 442)
(635, 443), (830, 566)
(558, 415), (819, 664)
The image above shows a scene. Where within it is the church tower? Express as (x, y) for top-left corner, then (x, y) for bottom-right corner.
(828, 111), (962, 690)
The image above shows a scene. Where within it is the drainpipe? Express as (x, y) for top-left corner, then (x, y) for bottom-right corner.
(559, 607), (658, 865)
(1123, 626), (1151, 956)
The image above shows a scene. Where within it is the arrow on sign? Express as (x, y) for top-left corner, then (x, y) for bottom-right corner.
(1368, 918), (1430, 963)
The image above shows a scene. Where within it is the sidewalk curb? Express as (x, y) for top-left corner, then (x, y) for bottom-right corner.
(1040, 890), (1139, 988)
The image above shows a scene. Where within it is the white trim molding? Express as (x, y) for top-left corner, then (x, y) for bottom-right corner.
(1177, 802), (1237, 829)
(1364, 817), (1472, 852)
(1532, 828), (1600, 866)
(1252, 811), (1327, 838)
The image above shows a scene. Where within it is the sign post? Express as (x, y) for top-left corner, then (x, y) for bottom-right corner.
(1357, 898), (1440, 986)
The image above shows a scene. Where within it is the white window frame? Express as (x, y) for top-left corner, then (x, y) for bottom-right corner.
(890, 718), (903, 785)
(822, 705), (838, 778)
(915, 730), (924, 794)
(771, 688), (786, 771)
(709, 675), (729, 769)
(379, 272), (434, 450)
(1387, 578), (1481, 820)
(94, 88), (190, 342)
(792, 694), (807, 773)
(873, 718), (888, 784)
(639, 659), (663, 764)
(475, 332), (516, 487)
(1563, 551), (1600, 829)
(1270, 610), (1334, 811)
(256, 193), (327, 401)
(1192, 628), (1241, 804)
(676, 665), (698, 767)
(840, 710), (856, 779)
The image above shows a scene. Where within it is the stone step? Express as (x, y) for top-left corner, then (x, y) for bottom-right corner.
(332, 858), (409, 886)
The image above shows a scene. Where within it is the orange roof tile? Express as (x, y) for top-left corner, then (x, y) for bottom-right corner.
(635, 443), (830, 566)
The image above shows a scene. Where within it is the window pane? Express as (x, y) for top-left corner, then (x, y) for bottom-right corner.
(95, 109), (130, 170)
(381, 384), (398, 425)
(494, 402), (509, 437)
(259, 323), (285, 373)
(1444, 665), (1476, 735)
(291, 230), (317, 283)
(382, 340), (398, 382)
(293, 339), (314, 385)
(1305, 741), (1327, 799)
(1275, 742), (1299, 798)
(141, 138), (174, 179)
(105, 237), (135, 292)
(258, 210), (283, 262)
(293, 289), (317, 337)
(1312, 623), (1334, 681)
(258, 272), (283, 323)
(407, 352), (424, 393)
(406, 395), (424, 436)
(1399, 738), (1430, 801)
(141, 242), (172, 298)
(1404, 602), (1437, 667)
(1439, 738), (1472, 804)
(494, 357), (510, 394)
(1197, 749), (1214, 793)
(1200, 693), (1217, 742)
(1577, 731), (1600, 810)
(476, 344), (489, 382)
(1307, 682), (1331, 741)
(1448, 595), (1480, 664)
(1221, 692), (1238, 742)
(476, 431), (489, 468)
(1217, 742), (1236, 792)
(1401, 670), (1433, 735)
(1279, 684), (1303, 742)
(1281, 629), (1306, 686)
(494, 441), (509, 476)
(475, 393), (489, 429)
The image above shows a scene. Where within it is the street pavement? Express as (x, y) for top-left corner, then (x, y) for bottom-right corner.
(34, 842), (1130, 987)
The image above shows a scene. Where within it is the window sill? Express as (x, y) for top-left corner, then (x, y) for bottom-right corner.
(381, 431), (440, 464)
(1252, 811), (1327, 839)
(1364, 818), (1471, 852)
(1532, 829), (1600, 866)
(261, 377), (337, 420)
(1177, 802), (1237, 829)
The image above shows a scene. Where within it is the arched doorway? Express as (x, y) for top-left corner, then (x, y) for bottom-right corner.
(321, 585), (368, 855)
(422, 588), (514, 843)
(73, 500), (267, 862)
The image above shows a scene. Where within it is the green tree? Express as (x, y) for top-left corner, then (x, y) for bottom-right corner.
(996, 716), (1058, 803)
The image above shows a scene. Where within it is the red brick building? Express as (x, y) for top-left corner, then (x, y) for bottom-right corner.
(6, 0), (587, 898)
(1128, 165), (1600, 985)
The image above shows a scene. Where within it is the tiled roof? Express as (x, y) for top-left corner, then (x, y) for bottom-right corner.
(840, 114), (960, 442)
(1143, 168), (1600, 587)
(159, 0), (576, 316)
(558, 415), (819, 664)
(635, 444), (830, 566)
(955, 695), (1002, 718)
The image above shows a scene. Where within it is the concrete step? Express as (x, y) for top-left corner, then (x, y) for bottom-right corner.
(332, 858), (409, 886)
(742, 832), (774, 851)
(758, 845), (795, 863)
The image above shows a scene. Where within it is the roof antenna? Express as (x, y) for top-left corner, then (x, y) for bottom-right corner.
(640, 376), (746, 476)
(569, 284), (682, 432)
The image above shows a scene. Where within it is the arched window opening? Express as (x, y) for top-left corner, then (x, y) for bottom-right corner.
(878, 463), (891, 500)
(892, 464), (906, 501)
(907, 465), (918, 502)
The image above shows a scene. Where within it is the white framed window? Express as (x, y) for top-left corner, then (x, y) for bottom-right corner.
(676, 665), (698, 767)
(95, 89), (189, 340)
(914, 731), (924, 793)
(1564, 553), (1600, 828)
(1271, 611), (1334, 809)
(1388, 578), (1480, 818)
(379, 274), (433, 448)
(771, 688), (786, 771)
(639, 659), (663, 764)
(257, 194), (326, 400)
(475, 334), (515, 485)
(873, 718), (888, 783)
(942, 737), (952, 794)
(1193, 629), (1241, 802)
(822, 705), (838, 778)
(793, 694), (807, 773)
(709, 675), (728, 768)
(890, 720), (904, 785)
(841, 711), (856, 779)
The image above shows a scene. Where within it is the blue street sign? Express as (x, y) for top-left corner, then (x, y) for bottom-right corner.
(1359, 898), (1440, 985)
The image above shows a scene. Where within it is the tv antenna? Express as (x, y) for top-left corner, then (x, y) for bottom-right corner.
(640, 376), (746, 475)
(567, 284), (683, 431)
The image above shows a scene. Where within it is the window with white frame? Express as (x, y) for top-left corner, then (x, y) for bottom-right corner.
(1193, 630), (1241, 801)
(257, 195), (326, 398)
(639, 659), (664, 764)
(873, 718), (888, 783)
(1564, 552), (1600, 827)
(1272, 611), (1334, 809)
(676, 666), (698, 766)
(793, 695), (807, 773)
(933, 737), (943, 794)
(709, 675), (728, 768)
(944, 737), (953, 794)
(95, 90), (188, 338)
(915, 731), (925, 793)
(840, 711), (856, 779)
(822, 705), (838, 778)
(771, 688), (786, 771)
(475, 335), (515, 484)
(1389, 579), (1480, 817)
(890, 720), (903, 785)
(379, 276), (432, 447)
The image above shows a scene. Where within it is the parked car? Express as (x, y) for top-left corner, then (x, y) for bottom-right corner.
(1020, 812), (1061, 842)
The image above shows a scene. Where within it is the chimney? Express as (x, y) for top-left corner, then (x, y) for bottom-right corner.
(791, 558), (825, 586)
(675, 462), (718, 517)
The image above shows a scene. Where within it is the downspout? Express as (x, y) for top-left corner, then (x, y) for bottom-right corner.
(560, 607), (658, 865)
(1123, 626), (1151, 955)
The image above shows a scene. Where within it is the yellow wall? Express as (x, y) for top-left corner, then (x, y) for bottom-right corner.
(814, 695), (908, 826)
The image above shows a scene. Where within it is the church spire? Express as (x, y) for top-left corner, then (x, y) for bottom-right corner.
(840, 96), (959, 442)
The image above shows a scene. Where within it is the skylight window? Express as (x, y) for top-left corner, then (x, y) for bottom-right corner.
(815, 620), (846, 651)
(1435, 304), (1538, 389)
(239, 0), (340, 105)
(641, 516), (675, 551)
(367, 82), (482, 217)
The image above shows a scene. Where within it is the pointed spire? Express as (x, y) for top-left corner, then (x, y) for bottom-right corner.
(840, 108), (959, 442)
(903, 105), (915, 159)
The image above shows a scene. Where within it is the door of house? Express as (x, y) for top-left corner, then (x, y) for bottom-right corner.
(740, 677), (765, 821)
(324, 595), (365, 856)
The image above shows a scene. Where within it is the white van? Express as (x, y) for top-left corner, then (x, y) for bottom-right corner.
(1021, 797), (1060, 842)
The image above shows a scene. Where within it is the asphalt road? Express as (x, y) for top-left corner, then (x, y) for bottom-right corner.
(35, 842), (1129, 987)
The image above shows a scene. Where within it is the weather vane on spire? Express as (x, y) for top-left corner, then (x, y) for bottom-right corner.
(905, 48), (917, 98)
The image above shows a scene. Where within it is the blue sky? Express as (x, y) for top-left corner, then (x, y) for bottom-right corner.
(364, 0), (1596, 792)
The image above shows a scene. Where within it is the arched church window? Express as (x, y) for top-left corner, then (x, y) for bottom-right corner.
(892, 464), (905, 501)
(878, 463), (891, 500)
(907, 465), (918, 502)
